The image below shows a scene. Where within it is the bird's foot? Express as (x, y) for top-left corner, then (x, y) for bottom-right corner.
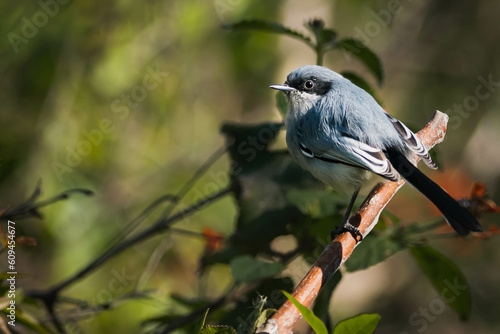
(331, 222), (363, 242)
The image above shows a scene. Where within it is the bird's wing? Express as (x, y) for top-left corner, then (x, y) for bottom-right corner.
(385, 113), (437, 169)
(299, 135), (400, 182)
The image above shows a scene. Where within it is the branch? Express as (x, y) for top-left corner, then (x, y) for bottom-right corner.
(258, 111), (449, 334)
(1, 181), (94, 221)
(27, 184), (236, 333)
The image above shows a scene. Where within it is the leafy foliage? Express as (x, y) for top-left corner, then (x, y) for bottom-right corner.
(223, 18), (383, 95)
(230, 256), (284, 283)
(336, 39), (384, 85)
(333, 313), (381, 334)
(222, 20), (312, 45)
(410, 245), (471, 320)
(283, 291), (328, 334)
(313, 271), (342, 331)
(344, 232), (407, 272)
(6, 8), (492, 334)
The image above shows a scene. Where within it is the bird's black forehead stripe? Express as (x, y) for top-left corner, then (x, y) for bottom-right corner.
(285, 76), (332, 96)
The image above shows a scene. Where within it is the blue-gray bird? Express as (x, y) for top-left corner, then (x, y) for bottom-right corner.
(270, 65), (483, 239)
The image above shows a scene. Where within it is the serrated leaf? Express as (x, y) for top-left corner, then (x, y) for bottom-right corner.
(333, 313), (381, 334)
(222, 20), (311, 44)
(230, 256), (284, 283)
(282, 291), (328, 334)
(336, 38), (383, 85)
(340, 71), (383, 105)
(195, 309), (210, 333)
(344, 234), (406, 272)
(275, 92), (288, 118)
(410, 245), (470, 320)
(201, 325), (237, 334)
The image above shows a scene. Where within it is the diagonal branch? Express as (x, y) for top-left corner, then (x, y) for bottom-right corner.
(258, 111), (449, 334)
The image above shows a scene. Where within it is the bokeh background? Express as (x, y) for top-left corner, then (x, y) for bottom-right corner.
(1, 0), (499, 333)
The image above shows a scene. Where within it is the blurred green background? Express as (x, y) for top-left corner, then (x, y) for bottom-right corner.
(1, 0), (499, 333)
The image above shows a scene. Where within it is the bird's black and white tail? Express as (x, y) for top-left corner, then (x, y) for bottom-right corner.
(386, 149), (483, 235)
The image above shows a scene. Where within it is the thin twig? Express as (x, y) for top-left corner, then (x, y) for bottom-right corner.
(2, 183), (93, 221)
(27, 184), (236, 333)
(160, 143), (228, 219)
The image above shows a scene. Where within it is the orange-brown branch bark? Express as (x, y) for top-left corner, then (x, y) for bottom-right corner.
(258, 111), (449, 334)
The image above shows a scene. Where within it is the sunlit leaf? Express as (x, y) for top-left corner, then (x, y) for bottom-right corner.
(410, 245), (470, 320)
(333, 313), (381, 334)
(254, 308), (276, 331)
(313, 271), (342, 331)
(195, 309), (210, 334)
(283, 291), (328, 334)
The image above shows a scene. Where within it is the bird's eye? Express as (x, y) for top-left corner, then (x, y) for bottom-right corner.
(304, 80), (314, 89)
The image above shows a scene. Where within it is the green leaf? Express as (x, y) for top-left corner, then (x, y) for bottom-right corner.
(344, 234), (406, 272)
(313, 271), (342, 331)
(275, 91), (288, 118)
(410, 245), (471, 320)
(282, 291), (328, 334)
(340, 71), (383, 105)
(195, 309), (210, 333)
(333, 313), (381, 334)
(336, 39), (384, 85)
(287, 189), (344, 218)
(201, 325), (237, 334)
(222, 20), (311, 45)
(230, 256), (284, 283)
(253, 308), (276, 333)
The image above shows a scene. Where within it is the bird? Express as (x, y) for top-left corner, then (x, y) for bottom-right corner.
(270, 65), (483, 240)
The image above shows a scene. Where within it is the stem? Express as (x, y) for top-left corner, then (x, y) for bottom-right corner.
(316, 49), (323, 66)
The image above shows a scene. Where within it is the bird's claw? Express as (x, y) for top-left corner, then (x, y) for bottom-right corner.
(331, 222), (363, 242)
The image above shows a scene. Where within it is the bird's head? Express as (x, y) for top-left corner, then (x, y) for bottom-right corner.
(270, 65), (343, 115)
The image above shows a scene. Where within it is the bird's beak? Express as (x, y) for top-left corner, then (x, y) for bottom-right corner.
(269, 84), (295, 92)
